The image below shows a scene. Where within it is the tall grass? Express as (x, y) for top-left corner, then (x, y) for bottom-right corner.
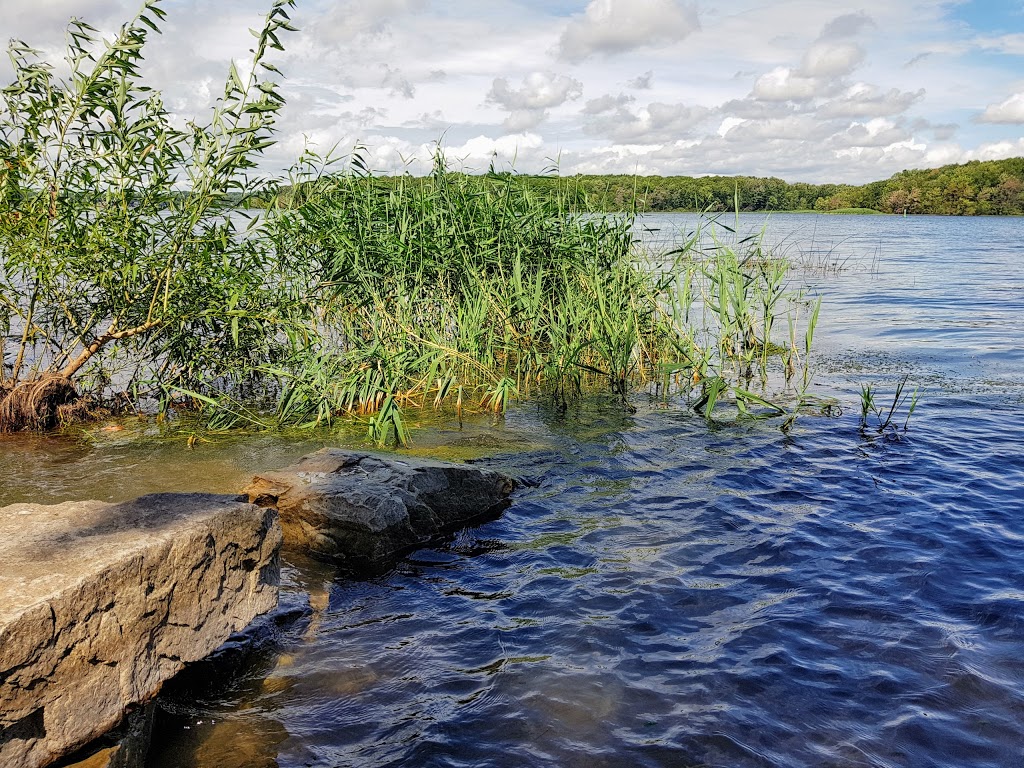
(243, 153), (823, 444)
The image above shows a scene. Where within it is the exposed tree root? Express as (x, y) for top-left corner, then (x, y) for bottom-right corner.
(0, 376), (80, 432)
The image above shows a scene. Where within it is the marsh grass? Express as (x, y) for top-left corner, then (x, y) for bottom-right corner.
(242, 159), (827, 444)
(860, 375), (919, 437)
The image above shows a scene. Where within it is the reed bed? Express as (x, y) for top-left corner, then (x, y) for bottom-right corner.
(232, 152), (824, 444)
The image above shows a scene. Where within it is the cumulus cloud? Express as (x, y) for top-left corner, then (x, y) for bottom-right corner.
(752, 68), (829, 102)
(488, 72), (584, 111)
(744, 37), (868, 111)
(722, 115), (836, 143)
(828, 119), (911, 148)
(818, 85), (924, 118)
(964, 137), (1024, 161)
(583, 93), (636, 114)
(719, 98), (796, 120)
(583, 101), (711, 143)
(978, 92), (1024, 124)
(487, 71), (584, 131)
(558, 0), (700, 62)
(381, 65), (416, 99)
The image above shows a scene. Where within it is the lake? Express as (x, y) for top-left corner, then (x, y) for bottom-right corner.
(5, 213), (1024, 767)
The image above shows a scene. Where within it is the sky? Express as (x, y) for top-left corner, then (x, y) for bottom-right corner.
(2, 0), (1023, 183)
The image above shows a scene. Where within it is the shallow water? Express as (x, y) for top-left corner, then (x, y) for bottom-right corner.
(5, 214), (1024, 767)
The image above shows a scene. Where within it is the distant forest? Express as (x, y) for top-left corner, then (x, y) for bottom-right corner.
(274, 156), (1023, 216)
(529, 156), (1024, 215)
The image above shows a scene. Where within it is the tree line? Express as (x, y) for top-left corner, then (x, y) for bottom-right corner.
(505, 157), (1024, 215)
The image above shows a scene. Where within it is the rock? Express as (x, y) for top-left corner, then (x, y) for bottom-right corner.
(244, 449), (515, 566)
(57, 702), (154, 768)
(0, 493), (281, 768)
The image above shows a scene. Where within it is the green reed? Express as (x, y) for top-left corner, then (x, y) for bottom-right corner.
(256, 157), (826, 444)
(860, 375), (919, 437)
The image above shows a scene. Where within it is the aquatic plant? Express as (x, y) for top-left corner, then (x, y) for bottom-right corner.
(252, 166), (826, 445)
(859, 375), (919, 437)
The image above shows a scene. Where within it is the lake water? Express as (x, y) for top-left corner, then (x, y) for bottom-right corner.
(6, 213), (1024, 767)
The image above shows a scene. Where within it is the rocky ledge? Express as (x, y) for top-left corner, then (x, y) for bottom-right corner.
(245, 449), (516, 567)
(0, 493), (281, 768)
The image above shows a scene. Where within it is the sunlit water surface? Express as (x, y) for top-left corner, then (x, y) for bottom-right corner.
(4, 214), (1024, 767)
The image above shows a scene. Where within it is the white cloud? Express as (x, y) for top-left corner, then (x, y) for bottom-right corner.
(978, 92), (1024, 124)
(558, 0), (700, 62)
(799, 43), (865, 78)
(828, 119), (911, 148)
(720, 98), (796, 119)
(488, 72), (584, 111)
(487, 71), (583, 130)
(752, 68), (829, 102)
(722, 115), (836, 143)
(583, 101), (711, 143)
(583, 93), (636, 114)
(818, 85), (924, 118)
(381, 65), (416, 99)
(627, 70), (655, 89)
(965, 138), (1024, 161)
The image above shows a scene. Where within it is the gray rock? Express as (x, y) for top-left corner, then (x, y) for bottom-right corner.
(0, 493), (281, 768)
(244, 449), (515, 565)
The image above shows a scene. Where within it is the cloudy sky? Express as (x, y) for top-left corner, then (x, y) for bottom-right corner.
(3, 0), (1023, 183)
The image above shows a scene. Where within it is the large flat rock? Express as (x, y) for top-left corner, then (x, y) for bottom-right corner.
(0, 493), (281, 768)
(245, 449), (515, 566)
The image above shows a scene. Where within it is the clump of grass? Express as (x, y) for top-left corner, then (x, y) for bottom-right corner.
(859, 375), (919, 437)
(257, 149), (662, 442)
(250, 163), (827, 444)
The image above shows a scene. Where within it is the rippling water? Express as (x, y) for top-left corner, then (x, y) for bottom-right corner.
(7, 214), (1024, 767)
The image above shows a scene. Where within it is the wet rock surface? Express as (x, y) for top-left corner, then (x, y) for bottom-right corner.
(244, 449), (516, 566)
(0, 493), (281, 768)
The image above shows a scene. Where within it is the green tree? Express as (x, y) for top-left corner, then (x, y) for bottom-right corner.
(0, 0), (299, 430)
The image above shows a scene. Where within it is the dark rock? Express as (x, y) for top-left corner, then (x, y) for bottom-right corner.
(244, 449), (515, 566)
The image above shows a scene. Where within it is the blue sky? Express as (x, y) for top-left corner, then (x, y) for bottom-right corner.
(950, 0), (1024, 34)
(2, 0), (1023, 183)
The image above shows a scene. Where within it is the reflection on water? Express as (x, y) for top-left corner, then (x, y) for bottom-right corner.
(6, 215), (1024, 767)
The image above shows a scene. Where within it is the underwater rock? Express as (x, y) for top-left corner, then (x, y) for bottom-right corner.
(244, 449), (515, 567)
(0, 493), (281, 768)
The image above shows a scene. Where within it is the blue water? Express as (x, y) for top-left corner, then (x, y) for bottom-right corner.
(143, 214), (1024, 767)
